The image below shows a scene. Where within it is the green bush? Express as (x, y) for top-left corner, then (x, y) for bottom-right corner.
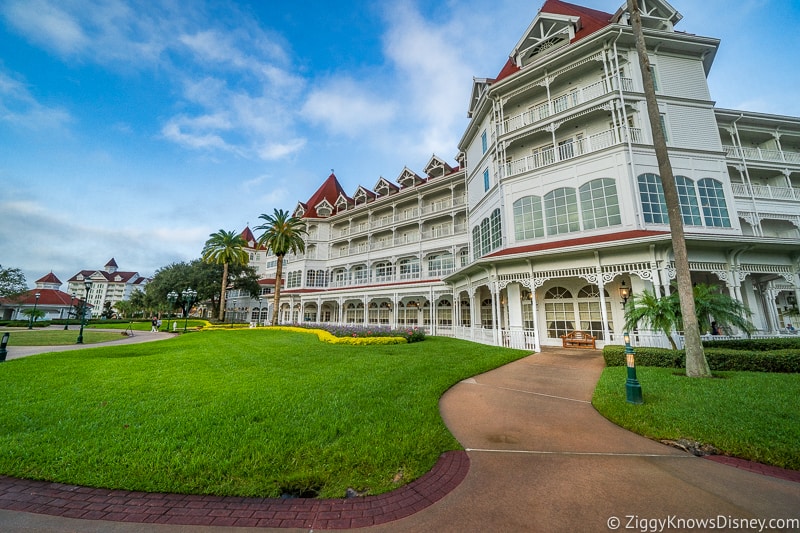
(0, 320), (52, 328)
(603, 345), (800, 373)
(702, 337), (800, 351)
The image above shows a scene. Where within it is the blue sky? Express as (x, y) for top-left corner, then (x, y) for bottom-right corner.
(2, 0), (799, 288)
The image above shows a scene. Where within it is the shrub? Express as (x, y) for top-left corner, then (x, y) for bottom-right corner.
(602, 345), (800, 373)
(287, 323), (426, 343)
(271, 326), (407, 346)
(702, 337), (800, 351)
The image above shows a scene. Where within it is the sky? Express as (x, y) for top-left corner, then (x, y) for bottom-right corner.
(2, 0), (799, 289)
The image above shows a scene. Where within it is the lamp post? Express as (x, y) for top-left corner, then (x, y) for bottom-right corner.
(257, 296), (263, 327)
(28, 292), (41, 329)
(619, 280), (631, 309)
(65, 293), (75, 330)
(166, 290), (178, 331)
(181, 288), (197, 333)
(76, 280), (93, 344)
(623, 331), (643, 404)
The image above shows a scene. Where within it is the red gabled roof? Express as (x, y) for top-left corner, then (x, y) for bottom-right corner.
(540, 0), (613, 43)
(2, 288), (84, 307)
(36, 272), (62, 284)
(240, 226), (257, 243)
(68, 270), (141, 283)
(486, 230), (669, 258)
(105, 258), (118, 268)
(303, 173), (350, 218)
(494, 0), (614, 84)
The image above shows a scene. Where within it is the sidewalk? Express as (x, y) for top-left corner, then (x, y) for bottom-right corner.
(1, 327), (175, 360)
(1, 347), (798, 531)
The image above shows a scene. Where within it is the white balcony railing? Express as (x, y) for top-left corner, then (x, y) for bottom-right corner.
(501, 78), (633, 136)
(731, 182), (800, 201)
(502, 127), (641, 179)
(724, 145), (800, 165)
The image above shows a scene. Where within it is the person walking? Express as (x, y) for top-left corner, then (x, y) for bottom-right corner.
(151, 317), (158, 332)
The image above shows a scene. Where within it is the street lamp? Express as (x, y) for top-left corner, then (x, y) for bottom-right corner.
(76, 280), (93, 344)
(166, 290), (178, 331)
(619, 280), (631, 309)
(257, 296), (263, 327)
(181, 288), (197, 333)
(623, 332), (643, 404)
(64, 293), (75, 330)
(28, 292), (41, 329)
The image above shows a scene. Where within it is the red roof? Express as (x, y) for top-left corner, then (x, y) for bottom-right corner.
(105, 258), (119, 268)
(494, 0), (614, 84)
(68, 270), (143, 284)
(1, 289), (84, 307)
(486, 230), (669, 258)
(302, 173), (350, 218)
(36, 272), (62, 284)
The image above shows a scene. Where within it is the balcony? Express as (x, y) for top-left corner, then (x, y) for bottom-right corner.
(501, 78), (633, 136)
(731, 182), (800, 201)
(502, 127), (642, 179)
(724, 145), (800, 165)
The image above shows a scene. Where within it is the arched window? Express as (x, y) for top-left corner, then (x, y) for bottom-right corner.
(480, 217), (491, 256)
(638, 173), (668, 224)
(437, 299), (452, 326)
(374, 261), (393, 281)
(544, 187), (579, 235)
(472, 226), (482, 260)
(480, 298), (494, 328)
(398, 257), (420, 280)
(576, 285), (612, 340)
(697, 178), (731, 227)
(579, 178), (621, 230)
(675, 176), (702, 226)
(428, 253), (454, 276)
(352, 265), (368, 284)
(490, 208), (502, 250)
(513, 195), (544, 240)
(544, 286), (574, 339)
(460, 299), (471, 327)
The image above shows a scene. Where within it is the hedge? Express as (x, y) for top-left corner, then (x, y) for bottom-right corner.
(602, 345), (800, 373)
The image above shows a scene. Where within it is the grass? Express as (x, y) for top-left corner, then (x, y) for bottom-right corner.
(0, 330), (528, 498)
(1, 329), (126, 346)
(592, 366), (800, 470)
(86, 319), (209, 332)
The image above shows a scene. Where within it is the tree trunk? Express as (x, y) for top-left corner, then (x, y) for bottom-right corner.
(271, 254), (284, 326)
(218, 262), (229, 321)
(627, 0), (710, 377)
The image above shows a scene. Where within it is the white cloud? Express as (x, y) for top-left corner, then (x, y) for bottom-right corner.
(301, 78), (397, 137)
(258, 139), (306, 160)
(0, 70), (71, 129)
(2, 0), (88, 56)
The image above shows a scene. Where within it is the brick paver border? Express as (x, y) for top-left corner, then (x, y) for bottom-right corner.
(0, 450), (469, 529)
(703, 455), (800, 483)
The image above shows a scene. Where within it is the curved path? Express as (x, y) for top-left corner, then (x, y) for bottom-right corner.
(1, 347), (798, 532)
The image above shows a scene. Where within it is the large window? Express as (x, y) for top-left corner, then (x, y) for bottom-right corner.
(514, 195), (544, 240)
(437, 299), (452, 326)
(473, 209), (503, 257)
(398, 257), (420, 280)
(544, 286), (574, 339)
(579, 178), (621, 230)
(697, 178), (731, 227)
(428, 253), (454, 276)
(374, 261), (393, 282)
(638, 173), (668, 224)
(675, 176), (702, 226)
(490, 208), (502, 250)
(544, 187), (580, 235)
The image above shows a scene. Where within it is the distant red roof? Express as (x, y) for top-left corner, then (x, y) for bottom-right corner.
(105, 258), (119, 268)
(486, 230), (669, 258)
(302, 173), (351, 218)
(36, 272), (62, 284)
(1, 289), (85, 307)
(68, 270), (143, 284)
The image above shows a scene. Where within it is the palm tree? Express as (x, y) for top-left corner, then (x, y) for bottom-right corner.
(679, 283), (755, 337)
(254, 209), (307, 326)
(627, 0), (709, 377)
(623, 289), (681, 350)
(202, 229), (249, 321)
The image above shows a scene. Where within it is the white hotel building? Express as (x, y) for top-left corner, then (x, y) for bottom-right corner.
(232, 0), (800, 350)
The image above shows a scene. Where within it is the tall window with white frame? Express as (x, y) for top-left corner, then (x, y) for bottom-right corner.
(483, 168), (490, 192)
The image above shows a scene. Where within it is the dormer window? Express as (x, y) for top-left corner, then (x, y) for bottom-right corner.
(315, 199), (333, 218)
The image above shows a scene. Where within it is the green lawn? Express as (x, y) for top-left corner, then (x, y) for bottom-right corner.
(1, 329), (126, 346)
(0, 330), (528, 498)
(592, 366), (800, 470)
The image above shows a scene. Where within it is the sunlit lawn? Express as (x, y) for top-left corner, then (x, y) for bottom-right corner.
(593, 366), (800, 470)
(0, 330), (529, 498)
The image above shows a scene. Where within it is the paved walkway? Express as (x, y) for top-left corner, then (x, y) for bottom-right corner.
(1, 346), (798, 531)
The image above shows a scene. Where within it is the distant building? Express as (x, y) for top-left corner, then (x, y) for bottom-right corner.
(67, 259), (149, 318)
(0, 273), (87, 321)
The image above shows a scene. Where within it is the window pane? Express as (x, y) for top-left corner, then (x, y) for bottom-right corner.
(544, 187), (580, 235)
(579, 178), (621, 230)
(638, 173), (668, 224)
(697, 178), (731, 227)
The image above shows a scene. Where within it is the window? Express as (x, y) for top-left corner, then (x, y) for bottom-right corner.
(460, 299), (471, 327)
(428, 253), (454, 276)
(697, 178), (731, 227)
(480, 298), (494, 328)
(490, 208), (502, 250)
(675, 176), (702, 226)
(649, 64), (660, 92)
(472, 226), (482, 260)
(437, 299), (453, 326)
(513, 195), (544, 240)
(544, 286), (574, 339)
(544, 187), (580, 235)
(638, 173), (668, 224)
(579, 178), (621, 230)
(659, 113), (669, 142)
(480, 217), (491, 256)
(398, 257), (420, 280)
(473, 211), (503, 258)
(374, 262), (393, 281)
(481, 130), (488, 154)
(483, 168), (490, 192)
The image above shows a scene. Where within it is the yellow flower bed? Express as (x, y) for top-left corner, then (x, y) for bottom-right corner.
(271, 326), (407, 345)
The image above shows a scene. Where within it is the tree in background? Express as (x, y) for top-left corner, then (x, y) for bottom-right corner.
(255, 209), (307, 326)
(623, 289), (681, 350)
(679, 283), (755, 337)
(201, 230), (249, 321)
(0, 265), (27, 299)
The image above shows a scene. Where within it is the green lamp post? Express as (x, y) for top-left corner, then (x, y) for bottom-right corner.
(76, 279), (93, 344)
(181, 288), (197, 333)
(27, 292), (41, 329)
(166, 290), (178, 331)
(623, 332), (643, 404)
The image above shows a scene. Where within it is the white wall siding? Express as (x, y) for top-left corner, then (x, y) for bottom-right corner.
(657, 55), (710, 101)
(667, 105), (723, 151)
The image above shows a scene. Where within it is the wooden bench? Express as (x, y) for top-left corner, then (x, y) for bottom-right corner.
(561, 330), (596, 349)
